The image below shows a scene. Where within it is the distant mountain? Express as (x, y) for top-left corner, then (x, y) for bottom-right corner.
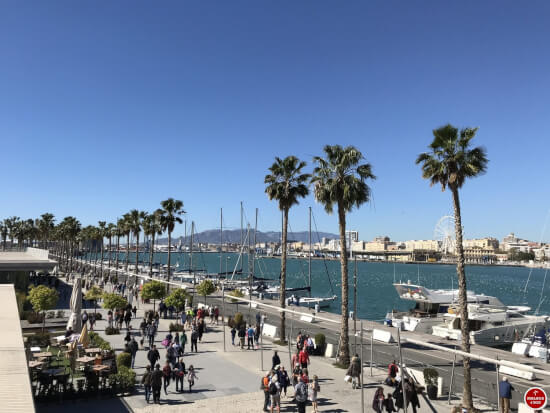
(157, 229), (338, 244)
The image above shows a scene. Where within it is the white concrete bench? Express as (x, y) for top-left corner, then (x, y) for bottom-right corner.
(405, 366), (444, 398)
(499, 365), (535, 381)
(324, 343), (336, 358)
(518, 402), (550, 413)
(299, 314), (315, 323)
(262, 323), (278, 338)
(511, 342), (530, 356)
(373, 328), (394, 343)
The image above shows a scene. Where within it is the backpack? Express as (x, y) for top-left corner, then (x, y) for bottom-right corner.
(260, 377), (269, 391)
(269, 382), (278, 395)
(295, 383), (307, 402)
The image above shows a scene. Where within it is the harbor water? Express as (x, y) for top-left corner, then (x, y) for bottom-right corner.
(96, 251), (550, 321)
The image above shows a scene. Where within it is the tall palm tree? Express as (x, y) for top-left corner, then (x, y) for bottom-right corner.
(312, 145), (375, 366)
(1, 221), (8, 251)
(128, 210), (146, 274)
(122, 213), (131, 272)
(116, 218), (125, 272)
(98, 221), (107, 275)
(5, 216), (20, 249)
(160, 198), (185, 290)
(416, 124), (487, 410)
(37, 213), (55, 249)
(142, 209), (163, 276)
(107, 223), (116, 270)
(265, 156), (310, 341)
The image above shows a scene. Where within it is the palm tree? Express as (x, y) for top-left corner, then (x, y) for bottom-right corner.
(160, 198), (185, 290)
(98, 221), (107, 275)
(264, 156), (310, 341)
(107, 223), (116, 270)
(37, 213), (55, 249)
(122, 213), (131, 272)
(416, 124), (487, 410)
(115, 218), (125, 273)
(5, 216), (20, 249)
(128, 210), (146, 274)
(312, 145), (375, 366)
(1, 221), (8, 251)
(143, 209), (163, 276)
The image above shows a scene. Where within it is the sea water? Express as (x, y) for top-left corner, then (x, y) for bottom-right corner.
(95, 252), (550, 321)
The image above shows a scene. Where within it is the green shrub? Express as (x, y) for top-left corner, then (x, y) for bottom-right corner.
(314, 333), (326, 355)
(28, 332), (51, 347)
(229, 289), (244, 303)
(105, 326), (120, 335)
(89, 331), (112, 351)
(56, 310), (65, 318)
(228, 312), (245, 329)
(169, 322), (184, 332)
(116, 352), (132, 370)
(423, 368), (439, 386)
(46, 311), (56, 319)
(109, 366), (136, 395)
(25, 311), (44, 324)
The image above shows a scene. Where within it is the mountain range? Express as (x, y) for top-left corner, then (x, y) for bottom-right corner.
(156, 229), (338, 244)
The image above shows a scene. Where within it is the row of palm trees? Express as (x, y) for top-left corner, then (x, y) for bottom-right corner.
(265, 126), (487, 411)
(1, 124), (486, 410)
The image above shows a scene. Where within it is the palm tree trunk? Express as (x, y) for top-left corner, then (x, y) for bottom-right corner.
(337, 202), (350, 366)
(149, 233), (155, 275)
(451, 186), (473, 410)
(125, 234), (130, 272)
(116, 235), (120, 271)
(100, 239), (104, 277)
(135, 232), (139, 275)
(279, 207), (288, 341)
(167, 231), (171, 293)
(108, 236), (112, 270)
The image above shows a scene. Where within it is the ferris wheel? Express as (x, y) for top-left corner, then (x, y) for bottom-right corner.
(434, 215), (456, 255)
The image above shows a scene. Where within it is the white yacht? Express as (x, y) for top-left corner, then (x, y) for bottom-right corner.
(386, 282), (503, 334)
(432, 304), (549, 347)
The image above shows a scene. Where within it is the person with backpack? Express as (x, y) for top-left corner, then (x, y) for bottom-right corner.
(261, 371), (271, 412)
(269, 375), (281, 413)
(294, 375), (308, 413)
(173, 359), (186, 392)
(151, 364), (163, 404)
(387, 360), (399, 386)
(310, 375), (320, 413)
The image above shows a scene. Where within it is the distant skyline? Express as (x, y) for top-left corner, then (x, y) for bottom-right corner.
(1, 1), (549, 242)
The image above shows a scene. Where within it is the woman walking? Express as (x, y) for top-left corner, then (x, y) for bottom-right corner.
(310, 375), (320, 413)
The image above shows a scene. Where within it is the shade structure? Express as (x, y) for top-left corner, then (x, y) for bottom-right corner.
(78, 323), (89, 348)
(66, 277), (82, 332)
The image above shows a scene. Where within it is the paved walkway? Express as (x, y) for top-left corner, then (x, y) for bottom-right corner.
(86, 295), (497, 413)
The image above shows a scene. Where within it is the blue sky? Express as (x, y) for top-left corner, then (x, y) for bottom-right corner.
(1, 1), (549, 242)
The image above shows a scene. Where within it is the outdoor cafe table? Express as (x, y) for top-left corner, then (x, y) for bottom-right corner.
(85, 348), (101, 355)
(76, 356), (95, 364)
(93, 365), (110, 373)
(42, 368), (65, 376)
(34, 352), (52, 359)
(29, 360), (44, 368)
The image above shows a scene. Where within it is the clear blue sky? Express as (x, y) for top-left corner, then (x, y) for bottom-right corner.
(1, 1), (549, 242)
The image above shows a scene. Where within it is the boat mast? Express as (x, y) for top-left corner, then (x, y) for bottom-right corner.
(220, 208), (223, 279)
(240, 201), (243, 248)
(190, 222), (194, 276)
(308, 206), (312, 298)
(254, 208), (258, 279)
(248, 223), (252, 307)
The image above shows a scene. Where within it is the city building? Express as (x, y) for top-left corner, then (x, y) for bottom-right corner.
(404, 240), (439, 252)
(464, 237), (499, 250)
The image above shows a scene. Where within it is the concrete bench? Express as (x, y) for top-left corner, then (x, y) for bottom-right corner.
(518, 402), (550, 413)
(299, 314), (315, 323)
(373, 328), (394, 343)
(405, 366), (444, 398)
(262, 323), (278, 338)
(499, 365), (535, 381)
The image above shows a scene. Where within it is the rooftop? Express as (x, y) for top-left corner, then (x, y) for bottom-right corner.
(0, 248), (57, 272)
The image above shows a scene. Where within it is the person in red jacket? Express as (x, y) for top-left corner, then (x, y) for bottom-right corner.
(298, 348), (310, 369)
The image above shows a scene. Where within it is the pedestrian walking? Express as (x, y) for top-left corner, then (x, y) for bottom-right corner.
(231, 326), (236, 346)
(238, 325), (246, 349)
(162, 361), (171, 395)
(261, 370), (271, 412)
(384, 392), (397, 412)
(310, 375), (320, 413)
(191, 329), (198, 352)
(272, 351), (280, 370)
(142, 365), (152, 403)
(181, 330), (187, 354)
(298, 348), (309, 369)
(347, 353), (362, 388)
(247, 325), (255, 350)
(129, 337), (139, 368)
(280, 367), (289, 397)
(405, 378), (420, 413)
(151, 364), (163, 404)
(147, 345), (160, 369)
(294, 375), (308, 413)
(269, 375), (281, 413)
(147, 323), (156, 348)
(372, 387), (385, 413)
(187, 365), (197, 392)
(174, 359), (186, 392)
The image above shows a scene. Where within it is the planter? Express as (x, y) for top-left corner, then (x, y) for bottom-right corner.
(426, 384), (438, 400)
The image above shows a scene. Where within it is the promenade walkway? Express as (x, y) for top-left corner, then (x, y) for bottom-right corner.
(86, 295), (497, 413)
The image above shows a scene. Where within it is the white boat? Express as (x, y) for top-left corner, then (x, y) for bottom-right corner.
(289, 295), (337, 308)
(511, 327), (549, 362)
(432, 304), (549, 347)
(387, 282), (503, 334)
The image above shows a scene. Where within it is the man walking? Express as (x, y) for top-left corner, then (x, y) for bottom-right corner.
(147, 322), (157, 348)
(147, 344), (160, 369)
(261, 371), (271, 412)
(129, 337), (139, 368)
(141, 365), (152, 403)
(295, 375), (308, 413)
(191, 329), (198, 352)
(499, 377), (513, 413)
(151, 364), (163, 404)
(247, 325), (255, 350)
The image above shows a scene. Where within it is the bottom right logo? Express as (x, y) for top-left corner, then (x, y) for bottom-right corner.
(524, 387), (548, 410)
